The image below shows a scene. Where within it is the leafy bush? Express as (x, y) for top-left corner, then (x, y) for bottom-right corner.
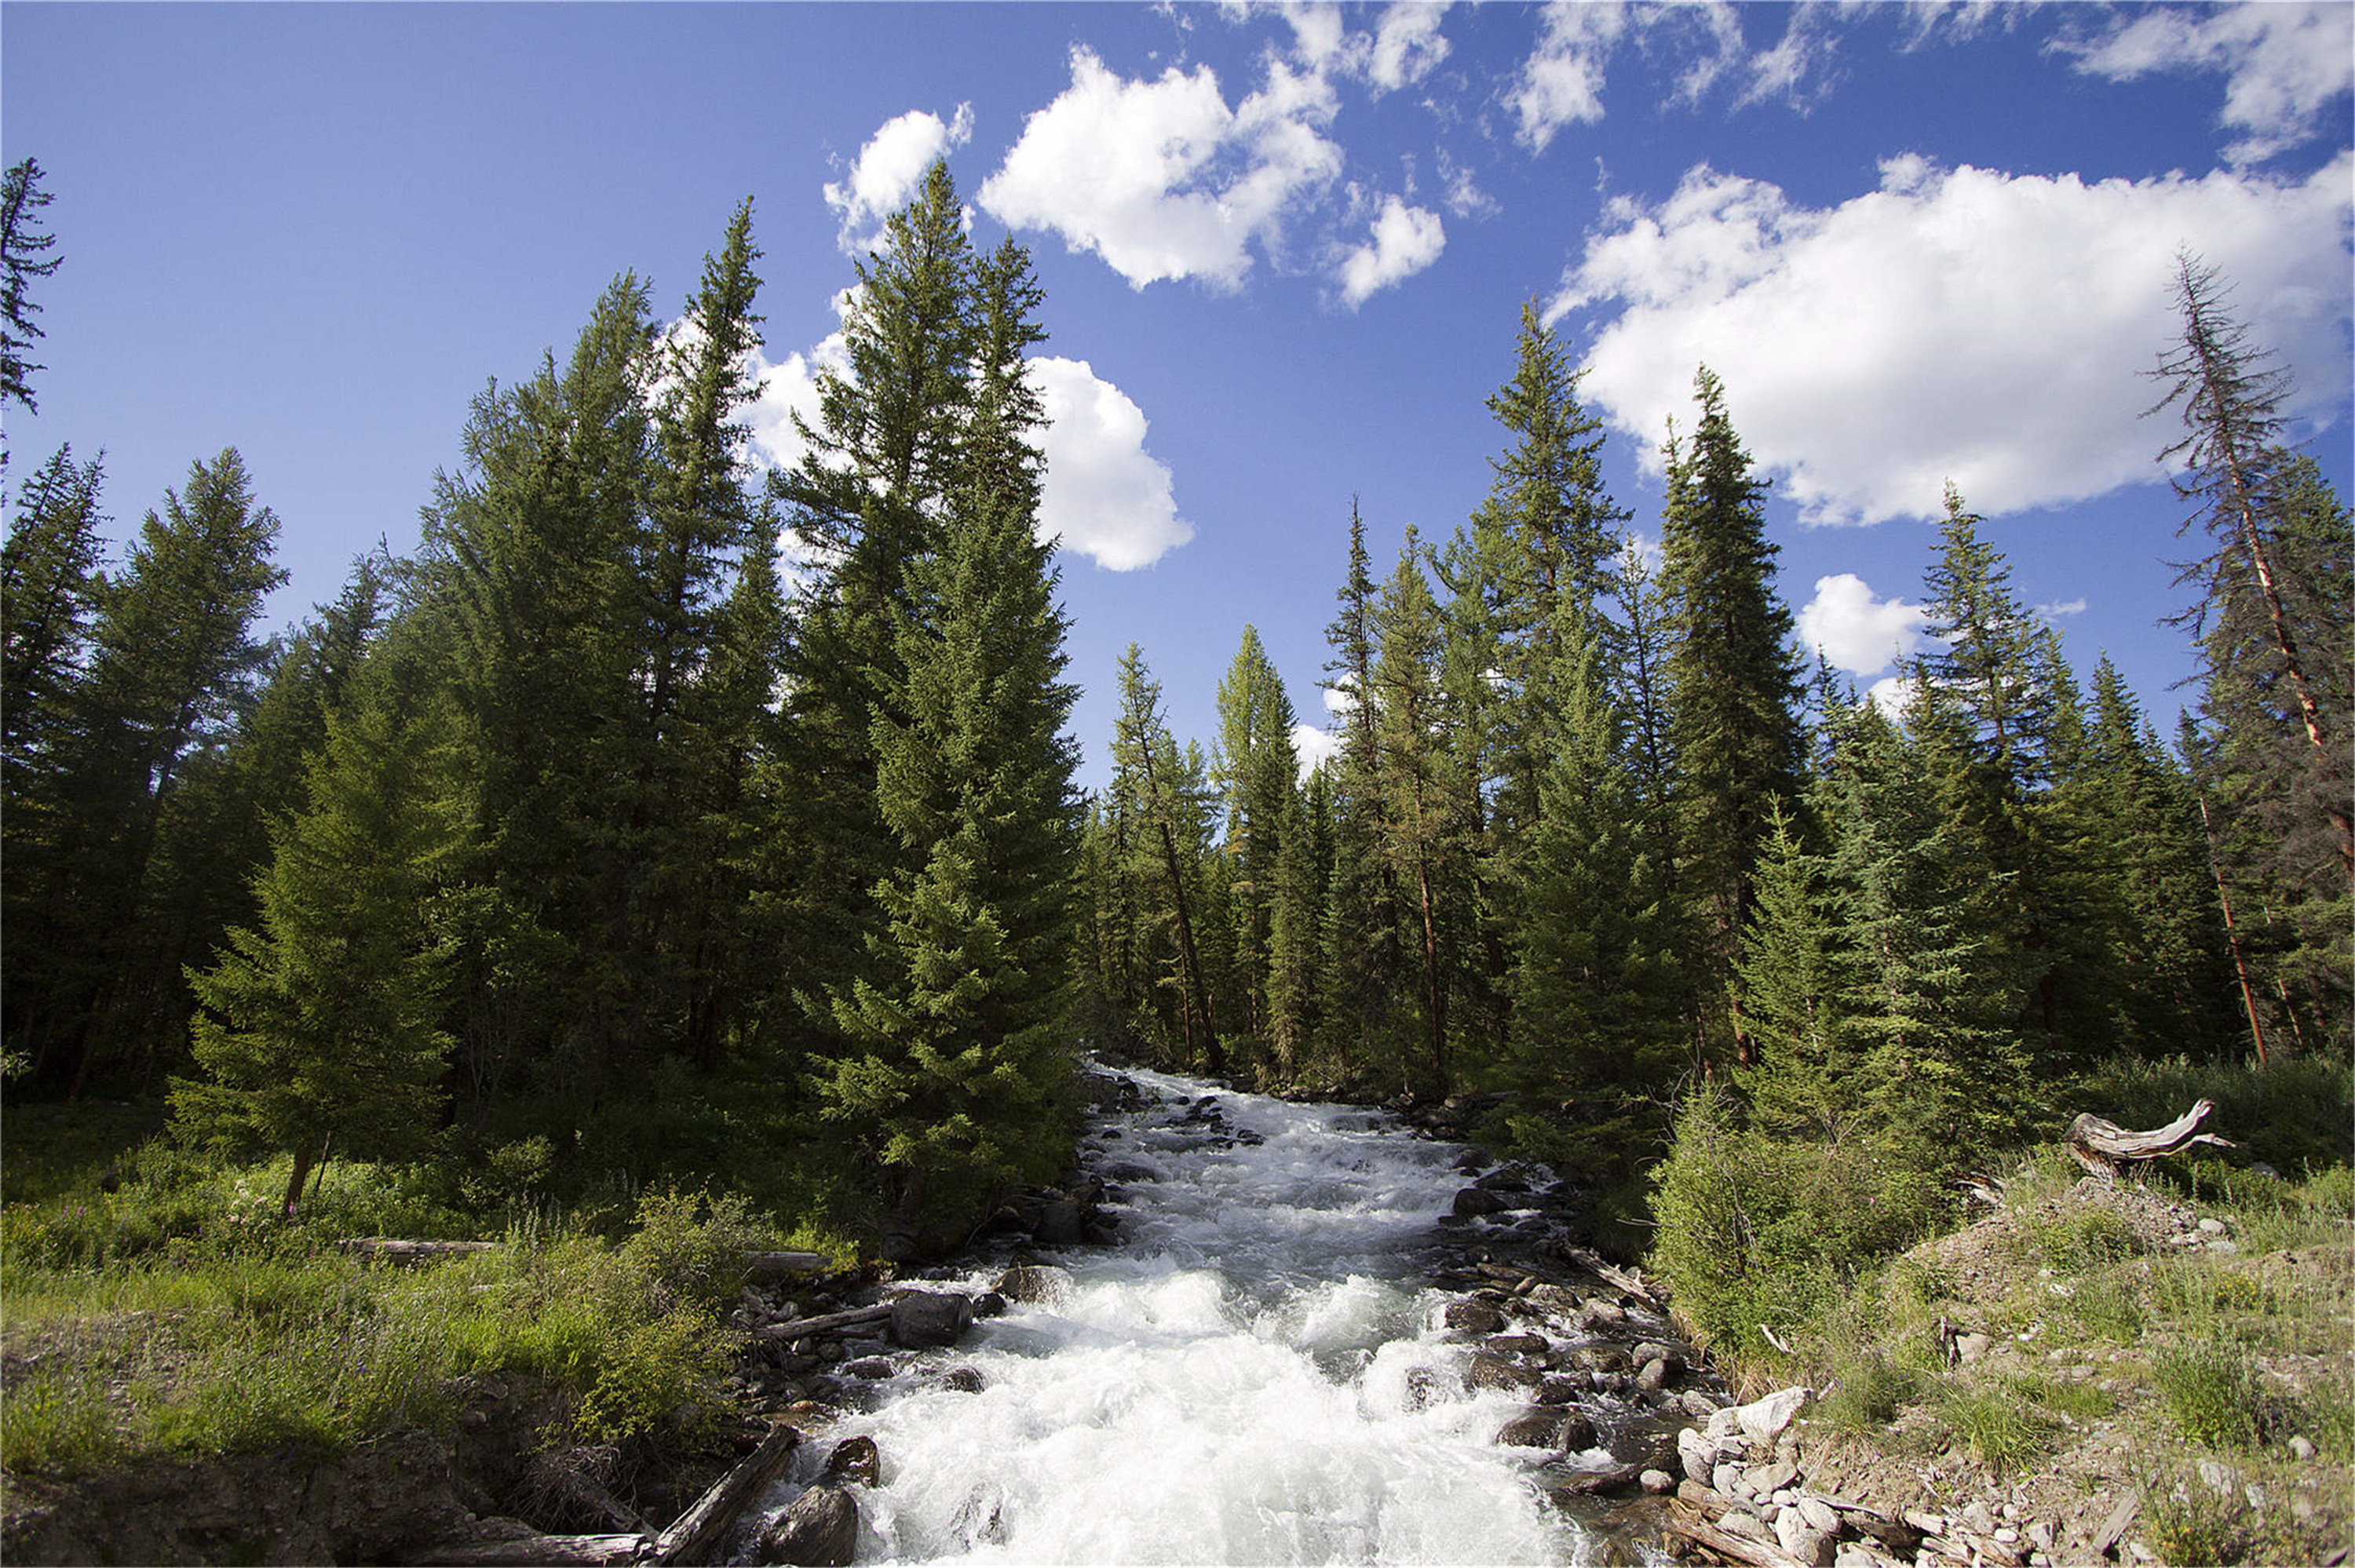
(1648, 1085), (1952, 1358)
(568, 1307), (735, 1448)
(1816, 1354), (1922, 1431)
(618, 1187), (772, 1315)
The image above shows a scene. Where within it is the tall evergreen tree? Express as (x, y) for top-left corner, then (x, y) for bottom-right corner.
(2, 156), (60, 444)
(1370, 533), (1462, 1097)
(54, 450), (287, 1094)
(1658, 368), (1805, 1064)
(174, 662), (467, 1217)
(1214, 624), (1298, 1066)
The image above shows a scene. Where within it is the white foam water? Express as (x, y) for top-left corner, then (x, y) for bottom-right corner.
(744, 1067), (1601, 1565)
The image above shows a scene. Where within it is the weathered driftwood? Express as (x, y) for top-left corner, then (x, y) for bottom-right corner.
(412, 1531), (653, 1566)
(652, 1422), (801, 1566)
(2065, 1099), (2237, 1176)
(750, 1302), (894, 1341)
(1660, 1503), (1806, 1568)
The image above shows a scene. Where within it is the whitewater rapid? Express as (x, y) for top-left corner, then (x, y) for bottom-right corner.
(747, 1066), (1611, 1565)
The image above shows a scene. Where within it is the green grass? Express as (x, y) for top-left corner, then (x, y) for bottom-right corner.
(2152, 1336), (2269, 1449)
(1937, 1385), (2061, 1477)
(1, 1180), (810, 1479)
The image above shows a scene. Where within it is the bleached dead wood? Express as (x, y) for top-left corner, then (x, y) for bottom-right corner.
(1660, 1502), (1807, 1568)
(2065, 1099), (2237, 1176)
(652, 1421), (801, 1565)
(748, 1302), (893, 1340)
(411, 1531), (652, 1566)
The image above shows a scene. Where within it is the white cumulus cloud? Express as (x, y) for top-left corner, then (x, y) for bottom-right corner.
(1797, 573), (1930, 677)
(1553, 153), (2353, 526)
(1338, 195), (1446, 307)
(1291, 720), (1342, 780)
(824, 105), (975, 253)
(2055, 2), (2354, 165)
(1510, 2), (1630, 148)
(1367, 2), (1453, 93)
(1031, 355), (1196, 571)
(979, 46), (1342, 290)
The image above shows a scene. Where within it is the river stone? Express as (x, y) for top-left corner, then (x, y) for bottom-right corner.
(889, 1290), (975, 1350)
(1714, 1462), (1747, 1498)
(1745, 1459), (1800, 1497)
(842, 1356), (896, 1380)
(1445, 1300), (1507, 1333)
(1719, 1511), (1773, 1544)
(1485, 1333), (1549, 1357)
(1466, 1354), (1543, 1393)
(1546, 1463), (1645, 1501)
(1796, 1494), (1840, 1534)
(1641, 1469), (1677, 1495)
(993, 1264), (1072, 1304)
(1453, 1187), (1512, 1218)
(1498, 1409), (1571, 1448)
(1535, 1376), (1585, 1405)
(761, 1485), (859, 1567)
(824, 1435), (881, 1487)
(1773, 1508), (1837, 1567)
(1634, 1357), (1672, 1393)
(1034, 1199), (1084, 1245)
(1734, 1386), (1809, 1446)
(937, 1366), (986, 1394)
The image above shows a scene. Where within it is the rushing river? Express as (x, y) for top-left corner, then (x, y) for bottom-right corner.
(746, 1065), (1618, 1565)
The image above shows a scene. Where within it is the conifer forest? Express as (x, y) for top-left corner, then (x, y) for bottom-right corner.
(2, 150), (2347, 1332)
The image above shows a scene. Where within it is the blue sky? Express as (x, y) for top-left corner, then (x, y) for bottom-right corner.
(5, 2), (2350, 789)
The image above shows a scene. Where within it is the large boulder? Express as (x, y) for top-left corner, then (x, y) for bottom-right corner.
(992, 1264), (1073, 1305)
(888, 1290), (974, 1350)
(760, 1485), (859, 1567)
(1732, 1386), (1811, 1447)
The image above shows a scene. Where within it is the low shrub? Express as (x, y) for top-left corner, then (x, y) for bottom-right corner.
(1937, 1386), (2059, 1477)
(1648, 1085), (1952, 1359)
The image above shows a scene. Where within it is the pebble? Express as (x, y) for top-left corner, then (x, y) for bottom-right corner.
(1994, 1526), (2020, 1543)
(2198, 1217), (2225, 1234)
(2290, 1435), (2318, 1460)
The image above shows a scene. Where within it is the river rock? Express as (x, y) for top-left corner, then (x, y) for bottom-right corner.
(761, 1484), (860, 1566)
(1453, 1187), (1513, 1218)
(993, 1264), (1072, 1304)
(889, 1290), (976, 1350)
(1773, 1508), (1838, 1567)
(1485, 1333), (1548, 1357)
(1548, 1463), (1645, 1501)
(1444, 1299), (1506, 1333)
(1034, 1199), (1084, 1245)
(1465, 1354), (1543, 1393)
(1641, 1468), (1677, 1494)
(824, 1435), (882, 1487)
(842, 1356), (896, 1380)
(936, 1366), (986, 1393)
(1745, 1459), (1800, 1496)
(1733, 1386), (1810, 1446)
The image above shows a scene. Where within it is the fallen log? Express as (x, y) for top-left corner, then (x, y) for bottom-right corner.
(652, 1421), (801, 1566)
(750, 1303), (894, 1341)
(410, 1531), (652, 1566)
(1660, 1504), (1806, 1568)
(2066, 1099), (2236, 1177)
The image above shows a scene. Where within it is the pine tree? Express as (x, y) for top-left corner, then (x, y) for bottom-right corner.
(1658, 369), (1805, 1064)
(1318, 499), (1395, 1085)
(1266, 764), (1332, 1084)
(1371, 532), (1461, 1097)
(174, 665), (466, 1217)
(1508, 598), (1680, 1107)
(777, 163), (980, 1020)
(1213, 624), (1298, 1067)
(2152, 253), (2347, 877)
(57, 450), (287, 1093)
(1735, 800), (1853, 1145)
(2, 156), (60, 443)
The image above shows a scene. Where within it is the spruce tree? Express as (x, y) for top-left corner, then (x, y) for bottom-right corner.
(1214, 624), (1298, 1063)
(174, 664), (466, 1217)
(1658, 369), (1805, 1064)
(1370, 533), (1461, 1097)
(2, 156), (60, 444)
